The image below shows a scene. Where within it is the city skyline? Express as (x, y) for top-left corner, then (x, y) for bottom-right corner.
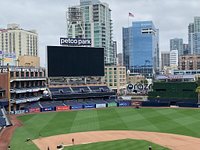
(0, 0), (200, 67)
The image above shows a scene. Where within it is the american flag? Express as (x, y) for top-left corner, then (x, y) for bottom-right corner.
(129, 12), (134, 17)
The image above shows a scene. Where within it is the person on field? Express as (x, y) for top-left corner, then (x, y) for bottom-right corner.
(72, 138), (75, 145)
(148, 145), (152, 150)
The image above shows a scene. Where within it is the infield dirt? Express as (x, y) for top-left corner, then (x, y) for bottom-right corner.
(33, 130), (200, 150)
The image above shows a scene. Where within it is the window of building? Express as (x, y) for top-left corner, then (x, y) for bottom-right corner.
(26, 72), (29, 77)
(35, 72), (38, 77)
(10, 72), (14, 78)
(16, 72), (19, 77)
(21, 72), (24, 77)
(39, 72), (43, 77)
(31, 72), (34, 77)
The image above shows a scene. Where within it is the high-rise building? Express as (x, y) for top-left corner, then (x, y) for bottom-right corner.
(194, 16), (200, 32)
(123, 21), (159, 77)
(117, 53), (123, 66)
(170, 50), (178, 68)
(122, 27), (132, 70)
(66, 6), (84, 38)
(188, 23), (194, 54)
(183, 43), (189, 55)
(188, 17), (200, 54)
(161, 51), (170, 70)
(113, 41), (117, 65)
(67, 0), (115, 65)
(0, 24), (38, 60)
(170, 38), (183, 56)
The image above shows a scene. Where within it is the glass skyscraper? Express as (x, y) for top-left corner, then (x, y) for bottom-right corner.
(188, 17), (200, 54)
(67, 0), (116, 65)
(123, 21), (159, 77)
(170, 38), (183, 56)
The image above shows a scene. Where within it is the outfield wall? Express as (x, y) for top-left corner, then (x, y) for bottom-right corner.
(10, 100), (200, 114)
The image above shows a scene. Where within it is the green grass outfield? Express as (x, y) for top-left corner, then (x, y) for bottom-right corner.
(64, 139), (169, 150)
(10, 107), (200, 150)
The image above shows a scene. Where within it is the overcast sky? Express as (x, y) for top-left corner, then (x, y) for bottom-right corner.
(0, 0), (200, 67)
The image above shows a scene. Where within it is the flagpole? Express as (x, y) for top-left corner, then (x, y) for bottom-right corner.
(128, 12), (134, 27)
(128, 14), (129, 27)
(128, 12), (134, 72)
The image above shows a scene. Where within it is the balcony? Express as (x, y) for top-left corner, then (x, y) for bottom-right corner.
(14, 96), (42, 104)
(10, 86), (46, 94)
(10, 77), (46, 82)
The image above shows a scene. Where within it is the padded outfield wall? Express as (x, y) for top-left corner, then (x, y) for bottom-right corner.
(148, 82), (198, 103)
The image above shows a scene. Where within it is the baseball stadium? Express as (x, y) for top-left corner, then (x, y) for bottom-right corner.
(1, 46), (200, 150)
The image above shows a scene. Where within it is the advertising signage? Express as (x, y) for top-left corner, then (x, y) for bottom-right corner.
(60, 37), (91, 46)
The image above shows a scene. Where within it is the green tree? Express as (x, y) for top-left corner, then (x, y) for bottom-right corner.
(196, 78), (200, 86)
(140, 79), (148, 84)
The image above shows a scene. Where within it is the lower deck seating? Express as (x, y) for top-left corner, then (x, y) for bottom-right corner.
(25, 102), (41, 109)
(40, 101), (64, 108)
(0, 116), (6, 127)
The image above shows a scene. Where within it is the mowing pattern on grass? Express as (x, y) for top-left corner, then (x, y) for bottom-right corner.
(64, 139), (169, 150)
(10, 107), (200, 150)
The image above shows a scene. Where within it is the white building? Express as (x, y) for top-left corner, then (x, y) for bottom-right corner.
(67, 0), (116, 65)
(0, 24), (38, 61)
(170, 50), (178, 68)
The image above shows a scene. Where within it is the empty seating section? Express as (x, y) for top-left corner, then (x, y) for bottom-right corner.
(64, 99), (98, 105)
(71, 86), (90, 93)
(25, 102), (41, 109)
(50, 86), (111, 94)
(104, 99), (116, 103)
(49, 87), (72, 94)
(40, 101), (64, 108)
(0, 109), (3, 116)
(63, 99), (116, 105)
(62, 87), (72, 93)
(49, 87), (73, 99)
(0, 109), (6, 127)
(63, 100), (80, 106)
(11, 97), (121, 114)
(48, 85), (115, 100)
(0, 117), (6, 127)
(10, 85), (117, 114)
(89, 86), (110, 92)
(91, 99), (107, 104)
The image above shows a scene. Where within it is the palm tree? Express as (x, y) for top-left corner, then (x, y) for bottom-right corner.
(0, 58), (4, 66)
(195, 86), (200, 104)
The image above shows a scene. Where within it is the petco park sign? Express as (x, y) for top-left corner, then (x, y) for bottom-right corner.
(60, 38), (91, 46)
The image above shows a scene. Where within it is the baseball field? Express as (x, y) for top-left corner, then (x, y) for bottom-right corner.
(9, 107), (200, 150)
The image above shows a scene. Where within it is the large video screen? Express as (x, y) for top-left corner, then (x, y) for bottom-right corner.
(47, 46), (104, 77)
